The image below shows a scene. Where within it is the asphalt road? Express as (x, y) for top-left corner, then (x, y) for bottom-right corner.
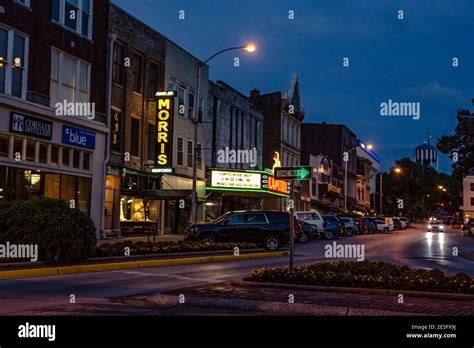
(0, 224), (472, 315)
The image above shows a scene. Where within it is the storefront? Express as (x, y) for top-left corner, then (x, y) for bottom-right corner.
(205, 168), (290, 220)
(0, 102), (107, 238)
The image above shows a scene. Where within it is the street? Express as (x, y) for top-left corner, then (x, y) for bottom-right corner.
(0, 224), (473, 315)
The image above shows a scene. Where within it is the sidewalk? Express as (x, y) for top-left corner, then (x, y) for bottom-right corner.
(160, 282), (474, 316)
(97, 234), (184, 245)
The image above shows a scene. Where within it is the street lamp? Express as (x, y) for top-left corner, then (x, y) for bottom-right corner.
(344, 143), (372, 212)
(377, 165), (402, 216)
(190, 43), (257, 224)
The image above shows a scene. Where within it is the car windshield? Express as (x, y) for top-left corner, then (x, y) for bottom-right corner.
(298, 212), (320, 220)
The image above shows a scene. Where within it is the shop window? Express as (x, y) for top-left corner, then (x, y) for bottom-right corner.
(63, 147), (71, 167)
(77, 177), (91, 214)
(60, 175), (75, 203)
(13, 137), (23, 160)
(72, 149), (80, 169)
(120, 196), (157, 222)
(0, 134), (9, 157)
(83, 152), (90, 171)
(44, 174), (60, 199)
(26, 140), (36, 162)
(51, 145), (60, 165)
(39, 143), (48, 164)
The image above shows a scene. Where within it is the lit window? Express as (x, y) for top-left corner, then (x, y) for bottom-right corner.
(50, 48), (91, 106)
(52, 0), (93, 39)
(0, 28), (28, 98)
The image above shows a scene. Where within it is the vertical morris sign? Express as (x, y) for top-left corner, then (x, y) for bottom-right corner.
(155, 91), (175, 169)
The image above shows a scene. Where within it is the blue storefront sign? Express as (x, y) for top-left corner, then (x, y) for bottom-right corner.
(62, 125), (96, 150)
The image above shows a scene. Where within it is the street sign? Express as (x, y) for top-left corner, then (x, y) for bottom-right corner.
(274, 166), (312, 180)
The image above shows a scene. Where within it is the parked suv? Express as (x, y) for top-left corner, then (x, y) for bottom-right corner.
(295, 211), (325, 232)
(184, 210), (293, 250)
(321, 215), (343, 239)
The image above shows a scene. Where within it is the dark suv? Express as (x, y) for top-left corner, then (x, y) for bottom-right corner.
(184, 211), (292, 250)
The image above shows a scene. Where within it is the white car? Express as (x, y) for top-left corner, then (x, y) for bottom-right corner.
(374, 219), (394, 232)
(428, 222), (444, 232)
(295, 211), (324, 232)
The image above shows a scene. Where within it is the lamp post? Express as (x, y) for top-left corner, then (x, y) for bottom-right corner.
(190, 44), (256, 224)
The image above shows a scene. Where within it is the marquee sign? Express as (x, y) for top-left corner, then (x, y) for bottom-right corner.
(211, 170), (261, 189)
(262, 173), (290, 195)
(154, 91), (175, 170)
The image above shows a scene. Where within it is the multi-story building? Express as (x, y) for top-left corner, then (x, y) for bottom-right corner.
(205, 80), (264, 218)
(104, 4), (166, 236)
(0, 0), (109, 238)
(161, 39), (209, 234)
(250, 75), (305, 210)
(301, 122), (357, 211)
(356, 139), (380, 213)
(462, 168), (474, 223)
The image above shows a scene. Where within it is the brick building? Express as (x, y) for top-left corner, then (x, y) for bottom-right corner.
(0, 0), (109, 237)
(104, 4), (167, 236)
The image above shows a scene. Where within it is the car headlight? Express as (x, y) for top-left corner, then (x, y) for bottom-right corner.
(439, 225), (444, 229)
(428, 224), (432, 228)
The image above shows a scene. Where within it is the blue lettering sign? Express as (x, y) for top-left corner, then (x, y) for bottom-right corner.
(62, 125), (96, 150)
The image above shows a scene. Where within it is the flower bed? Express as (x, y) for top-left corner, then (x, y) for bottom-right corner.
(95, 241), (258, 257)
(246, 261), (474, 294)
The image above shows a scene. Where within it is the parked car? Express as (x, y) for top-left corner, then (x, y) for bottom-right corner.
(295, 211), (325, 232)
(399, 217), (410, 228)
(184, 210), (295, 250)
(339, 217), (358, 236)
(373, 219), (393, 232)
(322, 215), (347, 236)
(392, 218), (402, 230)
(321, 215), (343, 240)
(361, 218), (377, 233)
(428, 221), (445, 232)
(298, 220), (319, 242)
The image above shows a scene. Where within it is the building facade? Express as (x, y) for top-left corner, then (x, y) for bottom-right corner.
(301, 123), (357, 211)
(104, 4), (166, 236)
(462, 168), (474, 223)
(250, 75), (305, 210)
(162, 39), (209, 233)
(0, 0), (109, 238)
(356, 139), (380, 213)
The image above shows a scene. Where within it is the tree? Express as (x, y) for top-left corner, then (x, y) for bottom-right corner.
(437, 108), (474, 179)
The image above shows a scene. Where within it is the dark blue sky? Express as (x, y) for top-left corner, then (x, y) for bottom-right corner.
(114, 0), (474, 173)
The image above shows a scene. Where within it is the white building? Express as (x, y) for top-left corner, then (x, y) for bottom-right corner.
(462, 168), (474, 223)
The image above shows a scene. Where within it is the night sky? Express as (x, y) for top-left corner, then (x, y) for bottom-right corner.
(114, 0), (474, 173)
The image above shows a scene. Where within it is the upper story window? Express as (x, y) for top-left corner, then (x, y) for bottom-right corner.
(132, 53), (142, 93)
(148, 62), (159, 98)
(52, 0), (93, 39)
(112, 43), (125, 86)
(50, 48), (91, 106)
(0, 27), (28, 99)
(14, 0), (31, 8)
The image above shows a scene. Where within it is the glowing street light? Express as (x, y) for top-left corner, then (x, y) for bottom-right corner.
(244, 44), (257, 53)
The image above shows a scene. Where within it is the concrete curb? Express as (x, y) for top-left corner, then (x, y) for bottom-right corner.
(0, 251), (287, 281)
(236, 280), (474, 301)
(145, 294), (422, 316)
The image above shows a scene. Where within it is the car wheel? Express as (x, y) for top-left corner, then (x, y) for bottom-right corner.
(345, 228), (354, 237)
(324, 231), (334, 240)
(298, 232), (309, 243)
(264, 235), (280, 251)
(200, 235), (216, 244)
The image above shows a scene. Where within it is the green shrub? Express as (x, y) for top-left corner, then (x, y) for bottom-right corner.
(95, 241), (258, 257)
(0, 198), (96, 263)
(247, 260), (474, 294)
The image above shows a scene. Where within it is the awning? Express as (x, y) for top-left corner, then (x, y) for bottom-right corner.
(206, 187), (289, 199)
(122, 189), (193, 199)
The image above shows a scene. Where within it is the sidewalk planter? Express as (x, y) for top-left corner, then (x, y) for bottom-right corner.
(246, 260), (474, 294)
